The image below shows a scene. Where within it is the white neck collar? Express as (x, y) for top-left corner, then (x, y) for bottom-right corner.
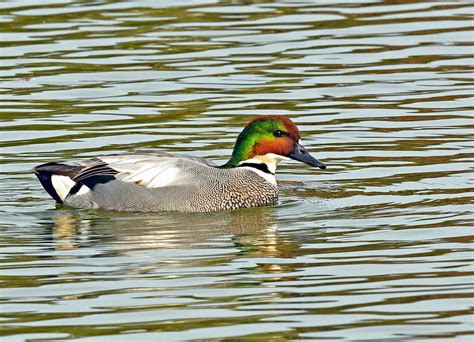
(238, 153), (289, 185)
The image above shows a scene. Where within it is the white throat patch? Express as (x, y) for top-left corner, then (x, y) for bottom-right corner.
(239, 153), (288, 185)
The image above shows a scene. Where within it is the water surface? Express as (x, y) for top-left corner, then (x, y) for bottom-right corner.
(1, 0), (473, 340)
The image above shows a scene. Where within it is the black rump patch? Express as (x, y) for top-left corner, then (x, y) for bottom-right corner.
(32, 162), (82, 204)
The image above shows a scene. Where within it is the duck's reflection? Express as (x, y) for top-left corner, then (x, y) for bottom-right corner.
(50, 213), (80, 250)
(48, 207), (299, 261)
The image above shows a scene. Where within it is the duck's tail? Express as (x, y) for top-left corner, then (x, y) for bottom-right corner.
(32, 162), (83, 204)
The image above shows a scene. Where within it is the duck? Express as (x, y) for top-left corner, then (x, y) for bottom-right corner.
(33, 115), (326, 212)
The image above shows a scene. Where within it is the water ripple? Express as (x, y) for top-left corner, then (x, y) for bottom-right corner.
(0, 0), (473, 340)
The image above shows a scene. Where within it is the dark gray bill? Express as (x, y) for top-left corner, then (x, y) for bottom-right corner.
(289, 142), (326, 169)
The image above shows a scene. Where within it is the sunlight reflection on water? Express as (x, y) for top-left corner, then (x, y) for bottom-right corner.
(0, 0), (473, 340)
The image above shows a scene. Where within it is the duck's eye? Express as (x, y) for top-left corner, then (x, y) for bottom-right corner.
(273, 130), (284, 137)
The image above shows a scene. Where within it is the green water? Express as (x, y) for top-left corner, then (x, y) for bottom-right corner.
(1, 0), (473, 340)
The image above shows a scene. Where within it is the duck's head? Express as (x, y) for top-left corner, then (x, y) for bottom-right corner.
(224, 115), (326, 172)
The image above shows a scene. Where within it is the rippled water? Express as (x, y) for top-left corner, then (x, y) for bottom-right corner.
(1, 0), (473, 340)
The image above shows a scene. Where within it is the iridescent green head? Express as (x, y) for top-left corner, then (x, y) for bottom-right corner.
(224, 115), (326, 170)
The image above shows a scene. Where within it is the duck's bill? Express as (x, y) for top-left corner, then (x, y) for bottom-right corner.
(289, 142), (326, 169)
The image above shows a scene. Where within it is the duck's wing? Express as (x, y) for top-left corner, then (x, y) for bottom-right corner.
(33, 152), (216, 203)
(76, 152), (215, 189)
(131, 149), (217, 167)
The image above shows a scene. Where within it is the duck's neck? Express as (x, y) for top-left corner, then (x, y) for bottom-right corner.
(245, 154), (288, 184)
(239, 153), (288, 174)
(223, 153), (288, 184)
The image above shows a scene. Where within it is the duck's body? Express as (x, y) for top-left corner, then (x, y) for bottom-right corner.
(33, 116), (325, 213)
(35, 151), (278, 212)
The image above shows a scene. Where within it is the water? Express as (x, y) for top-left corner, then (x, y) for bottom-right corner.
(1, 0), (473, 340)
